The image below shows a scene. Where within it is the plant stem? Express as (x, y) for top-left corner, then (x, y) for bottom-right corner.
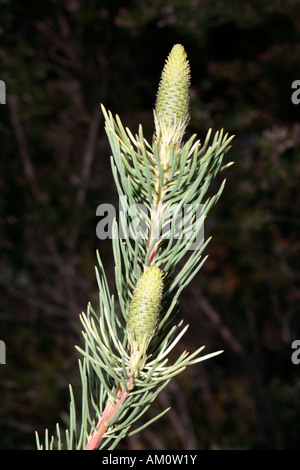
(85, 375), (134, 450)
(148, 199), (163, 265)
(147, 166), (168, 266)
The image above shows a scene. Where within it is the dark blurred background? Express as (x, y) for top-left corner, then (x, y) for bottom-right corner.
(0, 0), (300, 450)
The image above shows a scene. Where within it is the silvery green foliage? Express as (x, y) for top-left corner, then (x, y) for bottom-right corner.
(36, 45), (234, 450)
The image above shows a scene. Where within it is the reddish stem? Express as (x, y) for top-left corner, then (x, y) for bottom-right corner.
(85, 375), (134, 450)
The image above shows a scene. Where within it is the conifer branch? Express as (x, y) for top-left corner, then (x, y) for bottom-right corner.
(35, 44), (234, 451)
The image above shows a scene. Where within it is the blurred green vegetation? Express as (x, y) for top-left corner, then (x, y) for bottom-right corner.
(0, 0), (300, 450)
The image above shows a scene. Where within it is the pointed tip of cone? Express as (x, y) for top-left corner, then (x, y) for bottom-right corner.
(155, 44), (190, 130)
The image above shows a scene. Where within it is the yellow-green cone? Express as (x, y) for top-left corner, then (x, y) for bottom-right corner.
(128, 266), (164, 345)
(155, 44), (191, 129)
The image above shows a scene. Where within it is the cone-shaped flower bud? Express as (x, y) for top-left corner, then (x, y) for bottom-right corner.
(128, 266), (164, 346)
(155, 44), (191, 130)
